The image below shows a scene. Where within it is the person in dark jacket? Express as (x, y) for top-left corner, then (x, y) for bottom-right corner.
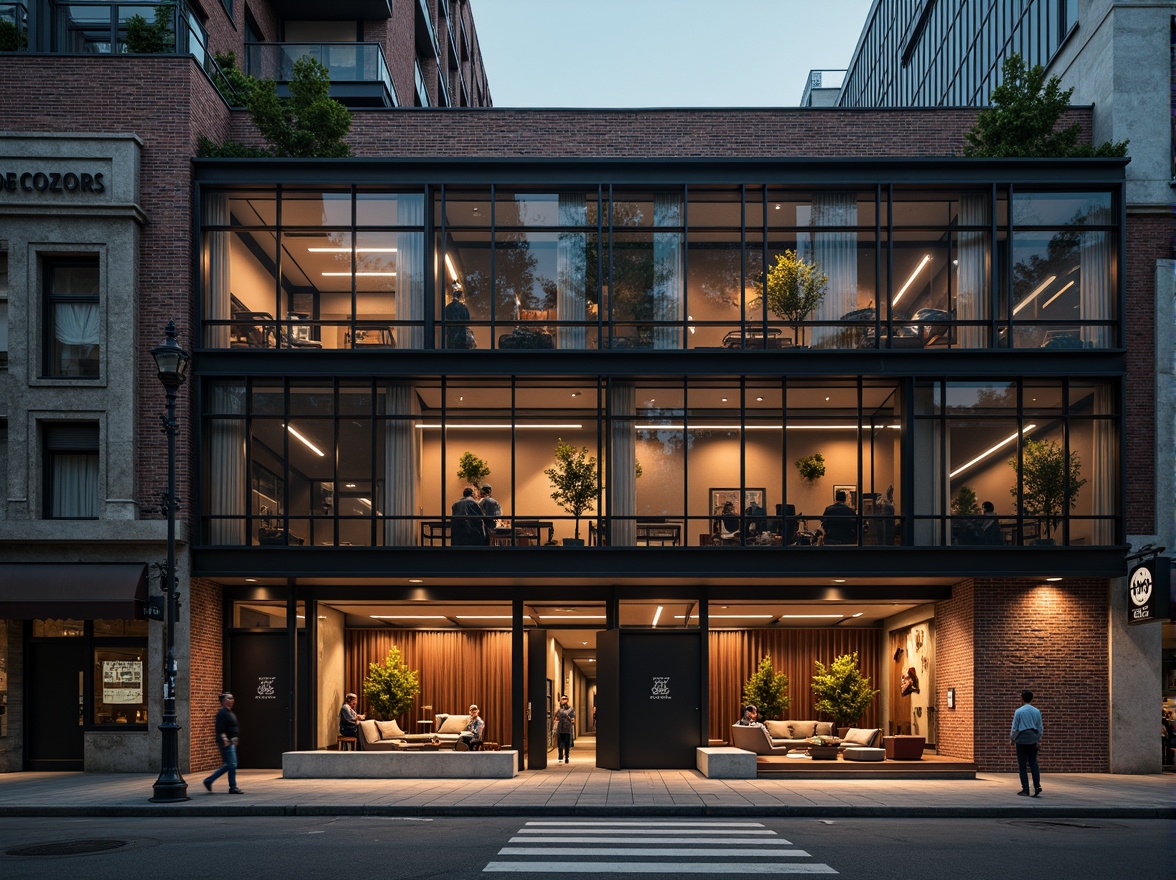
(451, 487), (488, 545)
(821, 490), (858, 545)
(443, 282), (472, 349)
(202, 692), (244, 794)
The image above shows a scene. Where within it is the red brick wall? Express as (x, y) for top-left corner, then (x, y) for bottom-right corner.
(1124, 212), (1170, 535)
(936, 579), (1108, 772)
(188, 577), (224, 772)
(934, 582), (975, 761)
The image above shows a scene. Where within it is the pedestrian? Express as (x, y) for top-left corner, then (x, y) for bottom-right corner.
(553, 694), (576, 764)
(451, 486), (488, 545)
(737, 704), (761, 725)
(1010, 688), (1043, 797)
(203, 692), (244, 794)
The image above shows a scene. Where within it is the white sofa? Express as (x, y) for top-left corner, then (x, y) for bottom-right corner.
(357, 714), (476, 750)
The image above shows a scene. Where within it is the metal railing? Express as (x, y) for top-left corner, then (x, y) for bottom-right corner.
(244, 41), (397, 107)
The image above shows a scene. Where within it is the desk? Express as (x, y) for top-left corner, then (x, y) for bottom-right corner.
(636, 522), (682, 546)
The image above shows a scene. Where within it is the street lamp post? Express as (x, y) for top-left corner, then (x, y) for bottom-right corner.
(150, 320), (190, 803)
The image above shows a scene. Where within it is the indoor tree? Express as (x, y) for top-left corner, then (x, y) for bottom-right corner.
(361, 646), (421, 722)
(752, 250), (828, 347)
(457, 451), (491, 492)
(544, 438), (598, 543)
(742, 655), (790, 721)
(1010, 437), (1086, 543)
(810, 651), (878, 733)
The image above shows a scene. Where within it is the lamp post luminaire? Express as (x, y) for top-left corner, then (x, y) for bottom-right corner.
(150, 320), (190, 802)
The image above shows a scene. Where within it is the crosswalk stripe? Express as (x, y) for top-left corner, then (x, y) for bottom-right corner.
(515, 828), (775, 835)
(497, 847), (811, 857)
(484, 861), (837, 874)
(524, 821), (766, 827)
(509, 837), (795, 845)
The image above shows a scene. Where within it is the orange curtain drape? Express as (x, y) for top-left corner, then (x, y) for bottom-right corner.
(708, 628), (881, 741)
(346, 629), (513, 746)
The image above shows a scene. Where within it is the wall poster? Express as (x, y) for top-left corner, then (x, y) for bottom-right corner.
(102, 659), (143, 704)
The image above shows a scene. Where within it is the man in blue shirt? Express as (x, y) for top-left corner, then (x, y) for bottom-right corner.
(1010, 689), (1044, 797)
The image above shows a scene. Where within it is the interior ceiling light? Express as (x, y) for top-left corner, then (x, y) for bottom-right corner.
(321, 271), (396, 277)
(1045, 577), (1064, 582)
(675, 614), (773, 619)
(455, 615), (522, 620)
(345, 483), (357, 488)
(287, 424), (325, 457)
(537, 614), (606, 620)
(1041, 280), (1075, 310)
(634, 423), (898, 431)
(833, 578), (846, 583)
(756, 397), (764, 402)
(851, 612), (864, 618)
(652, 605), (664, 627)
(307, 246), (397, 253)
(949, 424), (1036, 478)
(244, 578), (257, 583)
(444, 253), (459, 281)
(892, 253), (932, 306)
(370, 615), (449, 620)
(1012, 275), (1057, 315)
(778, 614), (845, 619)
(418, 423), (583, 430)
(407, 578), (424, 584)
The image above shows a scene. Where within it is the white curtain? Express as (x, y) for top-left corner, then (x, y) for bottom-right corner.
(53, 303), (99, 346)
(1079, 205), (1112, 349)
(396, 195), (425, 349)
(557, 193), (588, 349)
(956, 194), (988, 348)
(204, 191), (231, 348)
(53, 453), (98, 518)
(383, 383), (420, 546)
(209, 384), (246, 545)
(608, 383), (636, 547)
(652, 193), (683, 349)
(810, 192), (858, 348)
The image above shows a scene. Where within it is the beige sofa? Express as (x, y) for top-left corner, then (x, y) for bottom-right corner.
(762, 720), (837, 751)
(357, 714), (476, 751)
(731, 721), (882, 756)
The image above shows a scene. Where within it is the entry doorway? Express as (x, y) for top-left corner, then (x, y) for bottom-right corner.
(26, 640), (86, 770)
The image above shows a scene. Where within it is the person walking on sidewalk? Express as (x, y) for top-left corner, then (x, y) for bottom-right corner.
(554, 694), (576, 764)
(203, 692), (244, 794)
(1010, 688), (1043, 797)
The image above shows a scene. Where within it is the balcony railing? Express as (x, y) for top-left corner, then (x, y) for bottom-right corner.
(244, 41), (397, 108)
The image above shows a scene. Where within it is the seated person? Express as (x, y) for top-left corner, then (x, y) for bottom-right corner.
(775, 503), (798, 545)
(736, 704), (761, 726)
(821, 490), (859, 545)
(715, 501), (741, 540)
(458, 703), (484, 748)
(744, 501), (768, 538)
(339, 692), (364, 739)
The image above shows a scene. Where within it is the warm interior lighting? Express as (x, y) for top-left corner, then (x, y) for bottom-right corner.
(455, 615), (529, 620)
(407, 579), (424, 584)
(892, 254), (932, 306)
(1012, 275), (1057, 315)
(1045, 577), (1063, 582)
(949, 424), (1036, 478)
(369, 615), (449, 620)
(536, 614), (606, 620)
(851, 612), (864, 618)
(674, 614), (773, 619)
(418, 423), (584, 430)
(307, 247), (397, 253)
(1041, 280), (1075, 310)
(321, 271), (396, 276)
(358, 498), (372, 507)
(652, 606), (664, 627)
(287, 424), (325, 457)
(444, 253), (458, 281)
(634, 423), (900, 431)
(778, 614), (845, 619)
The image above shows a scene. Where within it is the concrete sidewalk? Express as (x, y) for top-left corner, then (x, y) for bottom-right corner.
(0, 763), (1171, 819)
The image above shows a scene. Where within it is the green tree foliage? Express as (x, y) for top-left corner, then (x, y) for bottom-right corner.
(361, 646), (421, 721)
(810, 651), (878, 729)
(544, 438), (598, 541)
(0, 20), (29, 51)
(124, 2), (175, 54)
(457, 451), (491, 490)
(752, 250), (828, 346)
(198, 54), (351, 158)
(964, 54), (1128, 158)
(742, 655), (790, 721)
(1010, 438), (1086, 541)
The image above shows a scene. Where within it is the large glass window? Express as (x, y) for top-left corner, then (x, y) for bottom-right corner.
(44, 257), (100, 378)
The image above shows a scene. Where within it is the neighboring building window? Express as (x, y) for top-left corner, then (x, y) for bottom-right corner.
(221, 0), (233, 19)
(43, 422), (99, 519)
(0, 241), (8, 371)
(44, 257), (100, 378)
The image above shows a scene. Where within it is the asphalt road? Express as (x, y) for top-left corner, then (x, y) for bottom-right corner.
(0, 815), (1169, 878)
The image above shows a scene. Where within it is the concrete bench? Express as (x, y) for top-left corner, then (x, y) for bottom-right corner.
(696, 746), (757, 779)
(282, 749), (518, 779)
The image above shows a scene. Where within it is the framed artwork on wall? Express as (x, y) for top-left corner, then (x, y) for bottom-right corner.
(710, 488), (766, 518)
(832, 484), (858, 510)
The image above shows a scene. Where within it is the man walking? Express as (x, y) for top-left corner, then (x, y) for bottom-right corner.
(203, 692), (244, 794)
(1010, 689), (1043, 797)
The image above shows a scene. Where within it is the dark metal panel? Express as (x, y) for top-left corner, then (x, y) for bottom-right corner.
(595, 629), (620, 769)
(526, 629), (547, 769)
(268, 0), (391, 19)
(619, 631), (701, 769)
(0, 564), (147, 618)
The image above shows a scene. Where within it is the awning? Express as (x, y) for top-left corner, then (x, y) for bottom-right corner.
(0, 564), (148, 619)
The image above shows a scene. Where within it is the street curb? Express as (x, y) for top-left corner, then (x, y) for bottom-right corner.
(1, 804), (1172, 820)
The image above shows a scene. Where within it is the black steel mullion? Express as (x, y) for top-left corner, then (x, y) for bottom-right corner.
(489, 184), (496, 345)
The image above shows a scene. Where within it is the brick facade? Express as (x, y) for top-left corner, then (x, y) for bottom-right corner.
(188, 577), (224, 773)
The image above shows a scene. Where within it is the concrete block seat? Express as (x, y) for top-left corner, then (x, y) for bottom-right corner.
(697, 746), (757, 779)
(283, 749), (518, 779)
(843, 746), (886, 762)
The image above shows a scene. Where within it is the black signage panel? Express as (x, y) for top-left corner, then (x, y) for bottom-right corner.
(618, 631), (701, 769)
(1127, 558), (1171, 625)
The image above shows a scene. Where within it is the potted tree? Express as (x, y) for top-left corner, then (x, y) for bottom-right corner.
(361, 646), (421, 722)
(457, 451), (491, 493)
(742, 655), (790, 722)
(1010, 438), (1086, 544)
(753, 249), (829, 347)
(544, 438), (598, 545)
(810, 651), (878, 737)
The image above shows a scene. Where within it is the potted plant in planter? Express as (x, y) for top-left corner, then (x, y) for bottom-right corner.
(742, 655), (790, 721)
(752, 249), (829, 347)
(795, 452), (826, 484)
(1009, 438), (1086, 544)
(456, 451), (491, 493)
(361, 645), (421, 722)
(810, 651), (878, 737)
(544, 438), (598, 545)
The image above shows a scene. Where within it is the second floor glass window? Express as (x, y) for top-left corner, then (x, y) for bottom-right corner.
(44, 257), (100, 378)
(44, 422), (99, 519)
